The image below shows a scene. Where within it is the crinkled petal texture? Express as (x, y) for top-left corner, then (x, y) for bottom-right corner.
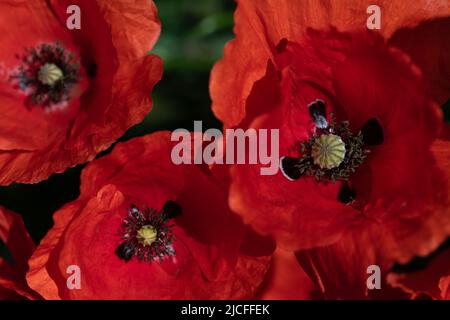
(210, 0), (450, 128)
(441, 275), (450, 300)
(26, 132), (270, 300)
(0, 207), (41, 299)
(294, 140), (450, 299)
(0, 0), (163, 185)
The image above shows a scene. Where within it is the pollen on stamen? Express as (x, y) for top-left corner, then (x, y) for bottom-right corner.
(10, 42), (80, 109)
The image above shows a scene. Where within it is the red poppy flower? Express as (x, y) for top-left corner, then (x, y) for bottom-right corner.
(389, 16), (450, 107)
(26, 132), (270, 299)
(0, 0), (163, 185)
(210, 0), (450, 297)
(0, 207), (41, 299)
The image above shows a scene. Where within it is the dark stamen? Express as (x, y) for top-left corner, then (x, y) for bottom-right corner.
(161, 200), (182, 220)
(337, 183), (356, 204)
(361, 118), (384, 146)
(86, 62), (97, 78)
(308, 99), (328, 129)
(115, 242), (135, 262)
(280, 156), (304, 181)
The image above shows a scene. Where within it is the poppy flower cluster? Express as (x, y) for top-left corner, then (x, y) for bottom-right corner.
(25, 132), (271, 299)
(0, 0), (449, 300)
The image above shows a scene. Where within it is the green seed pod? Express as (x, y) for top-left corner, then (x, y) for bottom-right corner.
(136, 225), (158, 246)
(38, 63), (64, 86)
(311, 134), (346, 169)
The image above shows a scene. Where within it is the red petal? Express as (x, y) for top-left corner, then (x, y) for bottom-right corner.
(387, 248), (450, 300)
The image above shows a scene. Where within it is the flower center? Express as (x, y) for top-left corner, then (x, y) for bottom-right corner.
(38, 63), (64, 86)
(311, 134), (346, 169)
(136, 225), (158, 246)
(280, 99), (384, 185)
(115, 201), (181, 263)
(11, 42), (80, 109)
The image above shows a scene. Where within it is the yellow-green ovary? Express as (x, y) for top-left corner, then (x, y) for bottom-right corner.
(311, 134), (346, 169)
(136, 225), (158, 246)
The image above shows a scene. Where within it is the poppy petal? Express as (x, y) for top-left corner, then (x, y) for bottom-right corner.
(387, 247), (450, 300)
(389, 17), (450, 106)
(26, 132), (270, 299)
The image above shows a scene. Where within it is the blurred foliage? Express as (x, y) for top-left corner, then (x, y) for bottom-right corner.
(0, 0), (235, 243)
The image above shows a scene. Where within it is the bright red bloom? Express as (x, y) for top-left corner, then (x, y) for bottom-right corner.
(210, 0), (450, 297)
(0, 207), (41, 299)
(0, 0), (162, 185)
(26, 132), (270, 299)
